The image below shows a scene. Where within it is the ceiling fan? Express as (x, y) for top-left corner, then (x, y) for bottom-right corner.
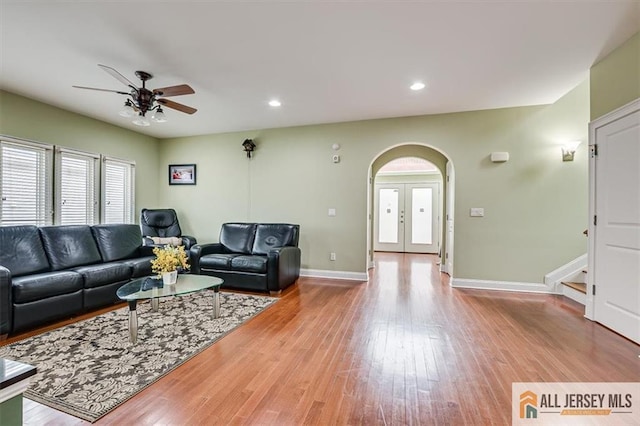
(73, 64), (197, 126)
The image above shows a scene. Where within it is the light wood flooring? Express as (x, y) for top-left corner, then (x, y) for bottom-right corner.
(6, 252), (640, 425)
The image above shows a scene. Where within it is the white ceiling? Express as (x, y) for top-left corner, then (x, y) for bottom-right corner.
(1, 1), (639, 139)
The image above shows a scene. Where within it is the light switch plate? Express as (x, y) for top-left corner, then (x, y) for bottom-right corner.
(328, 208), (336, 217)
(470, 208), (484, 217)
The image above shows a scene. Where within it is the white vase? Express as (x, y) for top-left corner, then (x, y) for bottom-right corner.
(162, 270), (178, 285)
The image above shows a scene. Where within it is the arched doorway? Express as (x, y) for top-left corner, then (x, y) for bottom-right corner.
(367, 144), (455, 275)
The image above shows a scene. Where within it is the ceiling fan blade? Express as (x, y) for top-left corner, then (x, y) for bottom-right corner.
(153, 84), (194, 97)
(157, 98), (197, 114)
(98, 64), (137, 89)
(72, 85), (130, 95)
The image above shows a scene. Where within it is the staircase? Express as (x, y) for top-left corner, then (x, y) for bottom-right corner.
(557, 233), (589, 305)
(561, 269), (587, 305)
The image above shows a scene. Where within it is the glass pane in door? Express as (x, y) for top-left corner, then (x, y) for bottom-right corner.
(378, 188), (399, 243)
(411, 187), (432, 244)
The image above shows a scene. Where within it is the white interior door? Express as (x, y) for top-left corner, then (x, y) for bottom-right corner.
(593, 106), (640, 344)
(445, 161), (455, 275)
(374, 183), (440, 253)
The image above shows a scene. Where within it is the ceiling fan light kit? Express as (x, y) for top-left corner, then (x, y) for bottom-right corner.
(119, 99), (136, 118)
(73, 64), (197, 127)
(132, 114), (151, 127)
(151, 107), (167, 123)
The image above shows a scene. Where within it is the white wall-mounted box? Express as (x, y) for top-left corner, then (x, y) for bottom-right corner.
(491, 152), (509, 163)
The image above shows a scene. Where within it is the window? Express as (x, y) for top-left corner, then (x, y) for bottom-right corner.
(55, 148), (100, 225)
(102, 157), (135, 224)
(0, 138), (53, 225)
(0, 136), (136, 226)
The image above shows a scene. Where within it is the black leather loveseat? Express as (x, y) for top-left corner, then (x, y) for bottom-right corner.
(190, 223), (301, 295)
(0, 224), (154, 338)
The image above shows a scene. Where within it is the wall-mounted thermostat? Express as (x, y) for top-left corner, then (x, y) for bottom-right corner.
(332, 154), (340, 163)
(490, 152), (509, 163)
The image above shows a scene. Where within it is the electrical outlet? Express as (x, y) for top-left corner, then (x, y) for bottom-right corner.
(330, 252), (336, 261)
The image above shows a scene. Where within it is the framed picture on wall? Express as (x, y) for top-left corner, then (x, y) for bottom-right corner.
(169, 164), (196, 185)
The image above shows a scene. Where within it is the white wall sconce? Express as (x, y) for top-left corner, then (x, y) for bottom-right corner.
(562, 141), (581, 161)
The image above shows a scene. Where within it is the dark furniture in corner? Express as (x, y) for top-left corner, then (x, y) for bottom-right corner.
(0, 224), (154, 338)
(190, 223), (301, 295)
(140, 208), (197, 249)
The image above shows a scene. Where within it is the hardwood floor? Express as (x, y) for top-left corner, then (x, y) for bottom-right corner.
(8, 252), (640, 425)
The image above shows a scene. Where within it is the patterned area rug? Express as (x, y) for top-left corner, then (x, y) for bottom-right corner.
(0, 291), (276, 422)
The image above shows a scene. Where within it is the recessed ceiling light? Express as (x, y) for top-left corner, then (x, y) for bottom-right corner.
(268, 100), (281, 107)
(410, 82), (426, 91)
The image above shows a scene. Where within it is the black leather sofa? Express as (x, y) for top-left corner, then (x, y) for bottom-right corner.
(190, 223), (301, 295)
(0, 224), (154, 338)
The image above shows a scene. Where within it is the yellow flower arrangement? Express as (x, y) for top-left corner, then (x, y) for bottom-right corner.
(150, 245), (190, 275)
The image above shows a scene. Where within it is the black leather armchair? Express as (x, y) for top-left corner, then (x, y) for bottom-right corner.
(140, 208), (197, 249)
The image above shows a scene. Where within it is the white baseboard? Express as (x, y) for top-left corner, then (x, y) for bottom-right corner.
(544, 253), (587, 293)
(300, 269), (369, 282)
(451, 278), (553, 294)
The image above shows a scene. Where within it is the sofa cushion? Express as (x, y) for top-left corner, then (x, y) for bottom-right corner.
(220, 223), (256, 254)
(199, 254), (239, 271)
(72, 262), (132, 289)
(0, 225), (50, 277)
(230, 255), (268, 274)
(12, 271), (83, 303)
(39, 225), (102, 270)
(252, 224), (299, 255)
(92, 224), (142, 262)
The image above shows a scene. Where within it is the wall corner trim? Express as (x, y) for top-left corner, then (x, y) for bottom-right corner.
(451, 278), (555, 294)
(300, 269), (369, 282)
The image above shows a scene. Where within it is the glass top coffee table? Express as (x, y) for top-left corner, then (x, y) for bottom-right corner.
(117, 274), (223, 344)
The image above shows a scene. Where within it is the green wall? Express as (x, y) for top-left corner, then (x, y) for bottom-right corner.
(0, 90), (161, 217)
(0, 77), (591, 286)
(590, 31), (640, 120)
(161, 79), (590, 284)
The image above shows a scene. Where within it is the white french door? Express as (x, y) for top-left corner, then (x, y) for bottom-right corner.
(374, 183), (440, 254)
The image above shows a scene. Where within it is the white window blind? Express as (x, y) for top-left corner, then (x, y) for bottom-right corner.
(102, 157), (135, 224)
(0, 139), (53, 225)
(56, 148), (100, 225)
